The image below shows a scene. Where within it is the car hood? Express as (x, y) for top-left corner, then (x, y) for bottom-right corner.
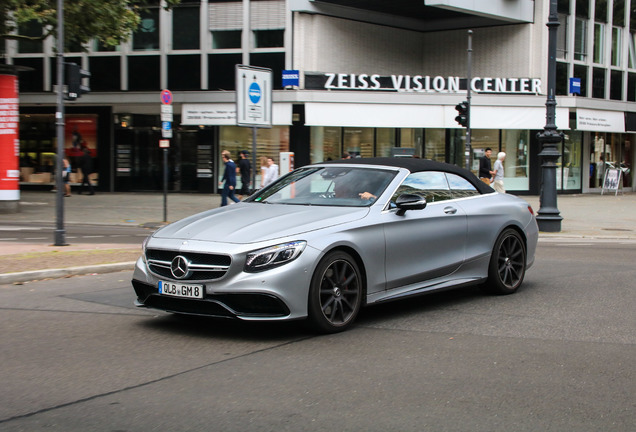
(152, 202), (370, 244)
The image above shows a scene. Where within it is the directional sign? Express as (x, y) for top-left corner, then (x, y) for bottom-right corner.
(235, 65), (272, 128)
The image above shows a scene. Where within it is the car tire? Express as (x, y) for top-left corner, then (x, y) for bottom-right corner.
(308, 251), (363, 333)
(484, 228), (526, 295)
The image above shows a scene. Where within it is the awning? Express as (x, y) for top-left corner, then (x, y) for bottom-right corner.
(305, 102), (570, 130)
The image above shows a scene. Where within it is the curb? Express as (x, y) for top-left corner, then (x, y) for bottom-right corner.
(0, 261), (136, 284)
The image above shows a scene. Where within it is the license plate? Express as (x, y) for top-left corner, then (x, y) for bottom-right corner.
(158, 281), (204, 299)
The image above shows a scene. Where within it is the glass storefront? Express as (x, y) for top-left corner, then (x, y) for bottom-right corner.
(589, 132), (632, 188)
(218, 125), (290, 188)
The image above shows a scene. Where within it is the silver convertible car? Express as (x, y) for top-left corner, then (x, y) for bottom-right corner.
(132, 158), (538, 333)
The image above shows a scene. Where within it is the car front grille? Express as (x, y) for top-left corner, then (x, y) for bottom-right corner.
(146, 248), (232, 281)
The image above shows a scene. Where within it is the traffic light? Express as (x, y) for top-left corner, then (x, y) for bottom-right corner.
(455, 101), (469, 127)
(65, 62), (91, 100)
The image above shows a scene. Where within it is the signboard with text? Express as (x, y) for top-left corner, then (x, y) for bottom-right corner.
(236, 65), (272, 128)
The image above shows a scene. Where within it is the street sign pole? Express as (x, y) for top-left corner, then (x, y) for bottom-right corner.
(236, 65), (272, 192)
(163, 148), (168, 222)
(54, 0), (68, 246)
(160, 90), (173, 222)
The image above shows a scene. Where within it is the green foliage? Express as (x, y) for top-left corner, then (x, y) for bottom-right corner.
(1, 0), (180, 49)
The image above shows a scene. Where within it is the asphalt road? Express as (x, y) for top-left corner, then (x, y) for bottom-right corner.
(0, 240), (634, 431)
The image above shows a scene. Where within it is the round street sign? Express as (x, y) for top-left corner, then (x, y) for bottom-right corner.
(161, 89), (173, 105)
(248, 82), (262, 103)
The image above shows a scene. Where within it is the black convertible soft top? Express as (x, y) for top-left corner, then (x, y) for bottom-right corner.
(318, 157), (493, 194)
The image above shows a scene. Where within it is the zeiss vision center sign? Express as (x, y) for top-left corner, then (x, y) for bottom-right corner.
(236, 65), (272, 128)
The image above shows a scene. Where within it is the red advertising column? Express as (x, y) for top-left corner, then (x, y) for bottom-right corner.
(0, 73), (20, 213)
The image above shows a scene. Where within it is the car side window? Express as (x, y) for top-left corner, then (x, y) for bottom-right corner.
(446, 173), (479, 198)
(391, 171), (452, 204)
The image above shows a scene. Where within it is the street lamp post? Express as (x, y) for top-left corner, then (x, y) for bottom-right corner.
(536, 0), (563, 232)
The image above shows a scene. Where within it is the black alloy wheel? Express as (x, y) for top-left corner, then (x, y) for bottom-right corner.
(484, 228), (526, 295)
(308, 251), (363, 333)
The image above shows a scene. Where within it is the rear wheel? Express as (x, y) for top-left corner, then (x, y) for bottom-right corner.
(308, 251), (362, 333)
(484, 228), (526, 294)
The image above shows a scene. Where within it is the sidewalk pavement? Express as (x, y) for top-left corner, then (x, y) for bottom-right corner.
(1, 190), (635, 284)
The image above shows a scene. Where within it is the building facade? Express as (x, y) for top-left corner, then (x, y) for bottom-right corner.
(3, 0), (635, 194)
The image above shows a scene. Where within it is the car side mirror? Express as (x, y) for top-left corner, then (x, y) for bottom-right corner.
(395, 194), (427, 216)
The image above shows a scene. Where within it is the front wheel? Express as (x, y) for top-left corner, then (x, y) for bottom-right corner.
(308, 251), (363, 333)
(484, 228), (526, 295)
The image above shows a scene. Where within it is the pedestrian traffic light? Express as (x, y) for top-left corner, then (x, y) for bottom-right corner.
(65, 62), (91, 100)
(455, 101), (469, 127)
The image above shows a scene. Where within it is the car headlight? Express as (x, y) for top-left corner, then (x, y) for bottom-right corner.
(141, 235), (151, 263)
(245, 241), (306, 273)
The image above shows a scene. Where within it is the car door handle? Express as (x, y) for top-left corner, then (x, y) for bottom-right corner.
(444, 206), (457, 214)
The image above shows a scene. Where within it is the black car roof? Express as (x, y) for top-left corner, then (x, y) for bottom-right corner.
(318, 157), (493, 194)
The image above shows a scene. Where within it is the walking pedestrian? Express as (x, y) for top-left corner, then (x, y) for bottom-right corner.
(262, 156), (279, 187)
(478, 147), (495, 185)
(219, 150), (240, 206)
(237, 150), (251, 199)
(492, 152), (506, 193)
(78, 148), (95, 195)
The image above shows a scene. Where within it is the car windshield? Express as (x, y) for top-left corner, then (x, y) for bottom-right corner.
(247, 166), (397, 207)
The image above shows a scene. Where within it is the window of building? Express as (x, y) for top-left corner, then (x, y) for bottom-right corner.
(612, 26), (622, 66)
(91, 39), (119, 52)
(576, 0), (590, 19)
(612, 0), (625, 27)
(423, 129), (446, 162)
(501, 130), (530, 191)
(11, 58), (44, 92)
(557, 61), (569, 95)
(574, 18), (588, 61)
(254, 29), (284, 48)
(310, 127), (342, 163)
(610, 69), (623, 100)
(128, 56), (160, 90)
(133, 8), (160, 51)
(168, 55), (201, 90)
(561, 130), (582, 190)
(208, 53), (242, 90)
(343, 128), (374, 158)
(250, 53), (285, 89)
(376, 129), (396, 157)
(595, 0), (608, 22)
(593, 22), (605, 63)
(88, 57), (121, 91)
(628, 72), (636, 102)
(218, 125), (289, 187)
(592, 67), (606, 98)
(17, 21), (43, 53)
(557, 0), (570, 14)
(212, 31), (242, 49)
(573, 64), (589, 96)
(400, 129), (424, 157)
(557, 13), (569, 59)
(173, 4), (200, 50)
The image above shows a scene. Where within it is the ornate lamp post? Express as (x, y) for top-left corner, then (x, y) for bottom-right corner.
(536, 0), (563, 232)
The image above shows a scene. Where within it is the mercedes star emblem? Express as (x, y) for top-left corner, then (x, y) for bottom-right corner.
(170, 255), (191, 279)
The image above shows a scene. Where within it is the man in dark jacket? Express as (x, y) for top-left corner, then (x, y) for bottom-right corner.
(478, 147), (494, 185)
(219, 150), (240, 206)
(78, 148), (95, 195)
(237, 150), (251, 199)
